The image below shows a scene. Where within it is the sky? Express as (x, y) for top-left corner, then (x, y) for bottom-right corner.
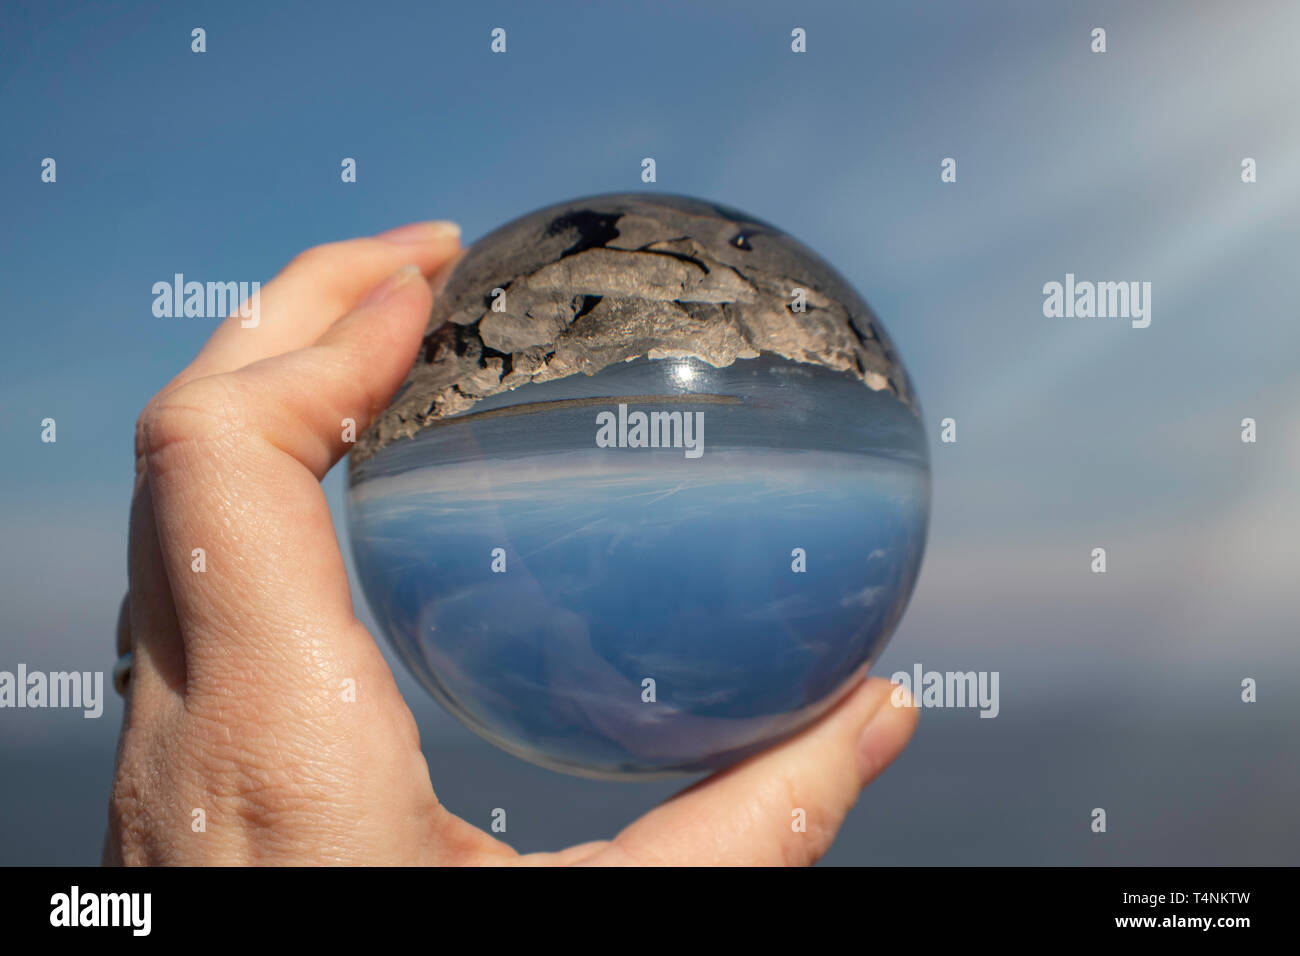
(1, 0), (1298, 864)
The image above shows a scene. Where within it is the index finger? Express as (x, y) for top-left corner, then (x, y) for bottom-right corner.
(171, 222), (461, 389)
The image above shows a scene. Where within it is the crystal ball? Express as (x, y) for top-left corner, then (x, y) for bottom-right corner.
(347, 193), (929, 779)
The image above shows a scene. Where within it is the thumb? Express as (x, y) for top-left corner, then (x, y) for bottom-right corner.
(602, 677), (918, 866)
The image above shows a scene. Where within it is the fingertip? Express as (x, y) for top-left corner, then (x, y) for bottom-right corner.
(322, 263), (434, 348)
(429, 247), (467, 298)
(367, 223), (462, 279)
(856, 679), (919, 786)
(346, 229), (460, 296)
(352, 263), (418, 307)
(374, 220), (461, 244)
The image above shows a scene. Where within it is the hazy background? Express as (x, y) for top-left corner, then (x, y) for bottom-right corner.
(2, 0), (1297, 864)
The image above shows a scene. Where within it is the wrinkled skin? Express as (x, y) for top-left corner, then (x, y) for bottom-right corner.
(106, 222), (918, 866)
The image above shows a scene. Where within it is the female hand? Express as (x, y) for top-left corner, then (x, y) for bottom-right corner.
(106, 222), (918, 865)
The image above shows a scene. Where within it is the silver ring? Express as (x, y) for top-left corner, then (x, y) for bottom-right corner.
(113, 651), (133, 696)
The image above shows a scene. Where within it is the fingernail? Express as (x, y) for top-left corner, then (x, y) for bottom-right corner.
(374, 220), (461, 243)
(857, 687), (906, 784)
(358, 264), (423, 307)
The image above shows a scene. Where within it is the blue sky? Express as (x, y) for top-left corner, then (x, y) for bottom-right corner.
(2, 0), (1298, 863)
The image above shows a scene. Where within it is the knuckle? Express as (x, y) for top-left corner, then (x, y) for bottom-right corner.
(284, 240), (347, 276)
(782, 812), (835, 867)
(106, 766), (147, 843)
(767, 773), (844, 867)
(106, 732), (173, 864)
(136, 377), (246, 469)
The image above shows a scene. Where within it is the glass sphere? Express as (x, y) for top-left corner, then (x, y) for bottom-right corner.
(347, 193), (929, 779)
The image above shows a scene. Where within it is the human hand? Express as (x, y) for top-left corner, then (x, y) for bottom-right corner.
(106, 223), (918, 866)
